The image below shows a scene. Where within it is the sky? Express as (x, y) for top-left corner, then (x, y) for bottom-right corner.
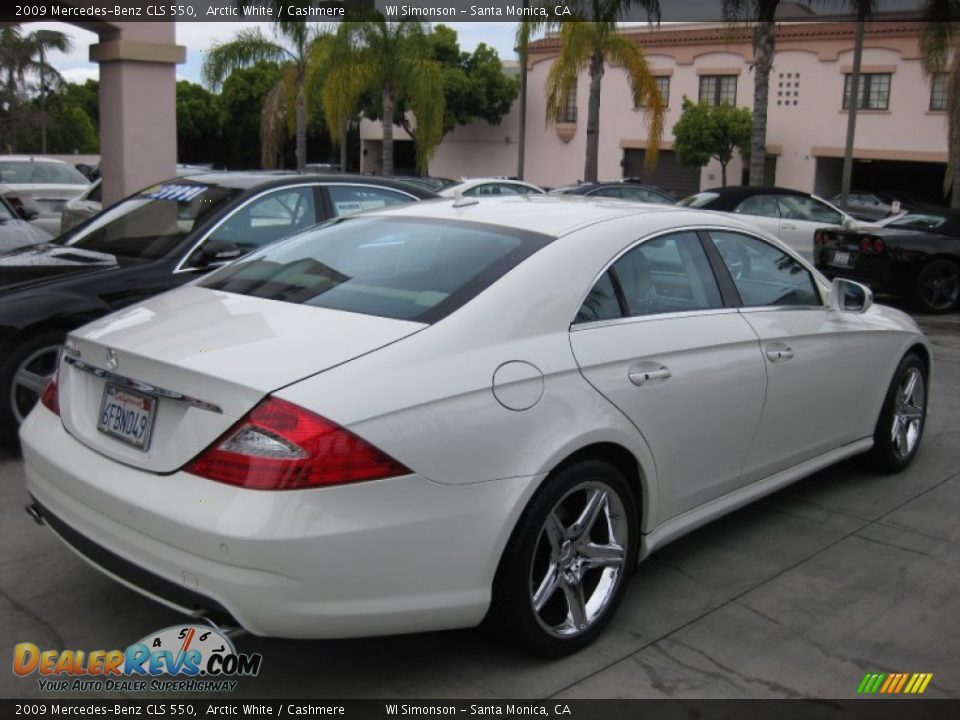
(25, 21), (521, 87)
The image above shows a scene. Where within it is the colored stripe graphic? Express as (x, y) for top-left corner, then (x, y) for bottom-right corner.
(858, 672), (932, 694)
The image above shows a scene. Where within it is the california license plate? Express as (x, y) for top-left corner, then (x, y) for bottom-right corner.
(97, 384), (157, 451)
(832, 251), (852, 267)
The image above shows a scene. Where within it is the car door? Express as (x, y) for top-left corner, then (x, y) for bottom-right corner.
(707, 229), (874, 483)
(731, 194), (783, 241)
(775, 194), (845, 261)
(568, 230), (767, 522)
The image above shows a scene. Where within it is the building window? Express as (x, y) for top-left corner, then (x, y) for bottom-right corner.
(638, 76), (670, 108)
(931, 73), (948, 111)
(843, 73), (891, 110)
(698, 75), (738, 106)
(559, 80), (577, 122)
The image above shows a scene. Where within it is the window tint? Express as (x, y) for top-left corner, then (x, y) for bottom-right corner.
(205, 186), (317, 254)
(328, 185), (411, 216)
(776, 195), (842, 224)
(710, 231), (821, 307)
(610, 232), (723, 316)
(590, 187), (623, 199)
(200, 217), (553, 323)
(734, 194), (780, 218)
(575, 271), (622, 323)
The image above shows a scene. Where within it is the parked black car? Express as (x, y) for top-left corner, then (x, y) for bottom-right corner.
(0, 172), (436, 441)
(814, 209), (960, 313)
(549, 180), (675, 204)
(0, 193), (51, 253)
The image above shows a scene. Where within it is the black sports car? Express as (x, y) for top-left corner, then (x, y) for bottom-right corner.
(814, 210), (960, 313)
(0, 173), (436, 441)
(549, 181), (675, 204)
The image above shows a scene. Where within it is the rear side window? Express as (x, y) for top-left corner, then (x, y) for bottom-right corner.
(201, 217), (553, 323)
(328, 185), (413, 216)
(734, 195), (780, 218)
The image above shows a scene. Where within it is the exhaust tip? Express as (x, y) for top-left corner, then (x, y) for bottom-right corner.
(192, 611), (246, 640)
(25, 503), (45, 526)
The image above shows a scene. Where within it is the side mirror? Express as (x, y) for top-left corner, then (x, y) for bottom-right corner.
(830, 277), (873, 313)
(842, 216), (856, 229)
(191, 239), (242, 268)
(17, 205), (39, 221)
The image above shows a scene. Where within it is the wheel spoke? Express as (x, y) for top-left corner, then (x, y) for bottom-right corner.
(891, 414), (903, 443)
(570, 488), (607, 539)
(900, 404), (924, 421)
(900, 371), (919, 405)
(14, 367), (47, 395)
(544, 512), (567, 554)
(560, 575), (588, 631)
(579, 541), (625, 569)
(532, 563), (561, 612)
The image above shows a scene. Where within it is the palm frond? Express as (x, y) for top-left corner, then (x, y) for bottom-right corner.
(202, 28), (291, 89)
(544, 22), (593, 126)
(605, 33), (664, 169)
(400, 56), (447, 173)
(260, 77), (289, 170)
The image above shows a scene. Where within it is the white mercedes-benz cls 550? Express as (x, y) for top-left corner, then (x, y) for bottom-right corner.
(21, 196), (931, 656)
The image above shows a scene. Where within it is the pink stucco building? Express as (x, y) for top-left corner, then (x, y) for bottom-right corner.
(361, 21), (950, 201)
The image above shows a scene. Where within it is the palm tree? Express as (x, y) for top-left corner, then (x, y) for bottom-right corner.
(723, 1), (781, 186)
(0, 27), (72, 153)
(202, 23), (325, 171)
(516, 6), (533, 180)
(326, 17), (444, 176)
(920, 0), (960, 206)
(530, 1), (666, 184)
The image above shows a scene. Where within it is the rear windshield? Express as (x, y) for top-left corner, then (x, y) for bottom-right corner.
(200, 216), (553, 323)
(63, 182), (241, 260)
(885, 213), (948, 231)
(0, 160), (89, 185)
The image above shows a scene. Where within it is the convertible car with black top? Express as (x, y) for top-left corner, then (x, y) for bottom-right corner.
(0, 173), (435, 441)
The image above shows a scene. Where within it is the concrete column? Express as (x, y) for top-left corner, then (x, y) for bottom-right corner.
(90, 25), (185, 205)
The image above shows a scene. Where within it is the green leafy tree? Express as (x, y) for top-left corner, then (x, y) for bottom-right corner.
(218, 62), (284, 169)
(920, 0), (960, 206)
(519, 1), (665, 183)
(20, 91), (98, 154)
(202, 23), (326, 170)
(325, 16), (445, 175)
(673, 98), (753, 187)
(176, 81), (221, 165)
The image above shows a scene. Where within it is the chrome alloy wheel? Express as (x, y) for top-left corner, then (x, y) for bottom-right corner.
(891, 366), (925, 461)
(11, 344), (61, 424)
(919, 261), (960, 312)
(529, 481), (628, 638)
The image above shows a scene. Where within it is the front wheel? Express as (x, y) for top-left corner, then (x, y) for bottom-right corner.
(912, 259), (959, 313)
(486, 459), (639, 657)
(863, 353), (928, 473)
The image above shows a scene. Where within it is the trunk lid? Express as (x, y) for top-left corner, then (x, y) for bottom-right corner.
(59, 285), (425, 472)
(11, 184), (88, 216)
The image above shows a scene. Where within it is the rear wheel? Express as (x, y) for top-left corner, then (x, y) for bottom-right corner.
(486, 459), (639, 657)
(0, 331), (63, 445)
(912, 259), (959, 313)
(863, 353), (927, 473)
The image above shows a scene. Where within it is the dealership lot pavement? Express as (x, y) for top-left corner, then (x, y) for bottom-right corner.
(1, 311), (958, 700)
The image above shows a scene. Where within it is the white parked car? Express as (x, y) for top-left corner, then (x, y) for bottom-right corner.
(679, 186), (860, 261)
(22, 196), (930, 656)
(0, 156), (90, 235)
(439, 178), (544, 198)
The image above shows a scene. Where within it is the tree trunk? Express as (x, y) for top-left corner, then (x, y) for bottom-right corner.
(382, 82), (394, 177)
(340, 120), (348, 172)
(517, 9), (528, 180)
(720, 161), (728, 187)
(583, 51), (604, 184)
(295, 66), (306, 173)
(840, 12), (867, 208)
(952, 163), (960, 208)
(749, 20), (776, 186)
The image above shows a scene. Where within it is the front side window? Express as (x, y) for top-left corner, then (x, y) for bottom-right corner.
(930, 72), (948, 111)
(710, 231), (820, 307)
(200, 217), (553, 323)
(205, 186), (317, 254)
(843, 73), (891, 110)
(776, 195), (843, 225)
(328, 185), (412, 216)
(698, 75), (738, 106)
(609, 232), (723, 317)
(734, 195), (781, 218)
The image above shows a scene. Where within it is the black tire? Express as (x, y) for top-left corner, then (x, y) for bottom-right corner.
(912, 259), (960, 313)
(0, 331), (64, 447)
(863, 353), (928, 473)
(485, 459), (639, 657)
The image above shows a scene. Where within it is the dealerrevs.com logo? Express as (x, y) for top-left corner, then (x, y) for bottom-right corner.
(13, 624), (262, 693)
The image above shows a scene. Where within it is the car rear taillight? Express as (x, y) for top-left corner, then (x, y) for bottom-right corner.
(184, 397), (411, 490)
(814, 230), (830, 246)
(859, 236), (885, 254)
(40, 367), (60, 417)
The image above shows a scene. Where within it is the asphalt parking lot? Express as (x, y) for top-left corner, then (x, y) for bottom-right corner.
(1, 310), (958, 701)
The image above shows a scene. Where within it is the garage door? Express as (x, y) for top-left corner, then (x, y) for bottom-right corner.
(622, 149), (701, 198)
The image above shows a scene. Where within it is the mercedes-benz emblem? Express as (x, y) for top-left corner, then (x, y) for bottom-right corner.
(106, 349), (119, 371)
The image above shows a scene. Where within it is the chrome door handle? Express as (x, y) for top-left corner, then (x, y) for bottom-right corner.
(628, 364), (672, 386)
(765, 346), (795, 362)
(781, 223), (797, 230)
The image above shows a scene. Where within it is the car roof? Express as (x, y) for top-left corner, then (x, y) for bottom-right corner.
(0, 155), (70, 164)
(692, 185), (810, 210)
(362, 193), (729, 237)
(168, 172), (438, 198)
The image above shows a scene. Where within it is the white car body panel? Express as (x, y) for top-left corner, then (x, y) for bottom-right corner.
(20, 196), (931, 639)
(439, 178), (545, 198)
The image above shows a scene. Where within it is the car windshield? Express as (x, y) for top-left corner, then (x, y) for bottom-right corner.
(678, 192), (720, 208)
(0, 160), (88, 185)
(885, 213), (948, 231)
(200, 216), (553, 323)
(62, 182), (241, 260)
